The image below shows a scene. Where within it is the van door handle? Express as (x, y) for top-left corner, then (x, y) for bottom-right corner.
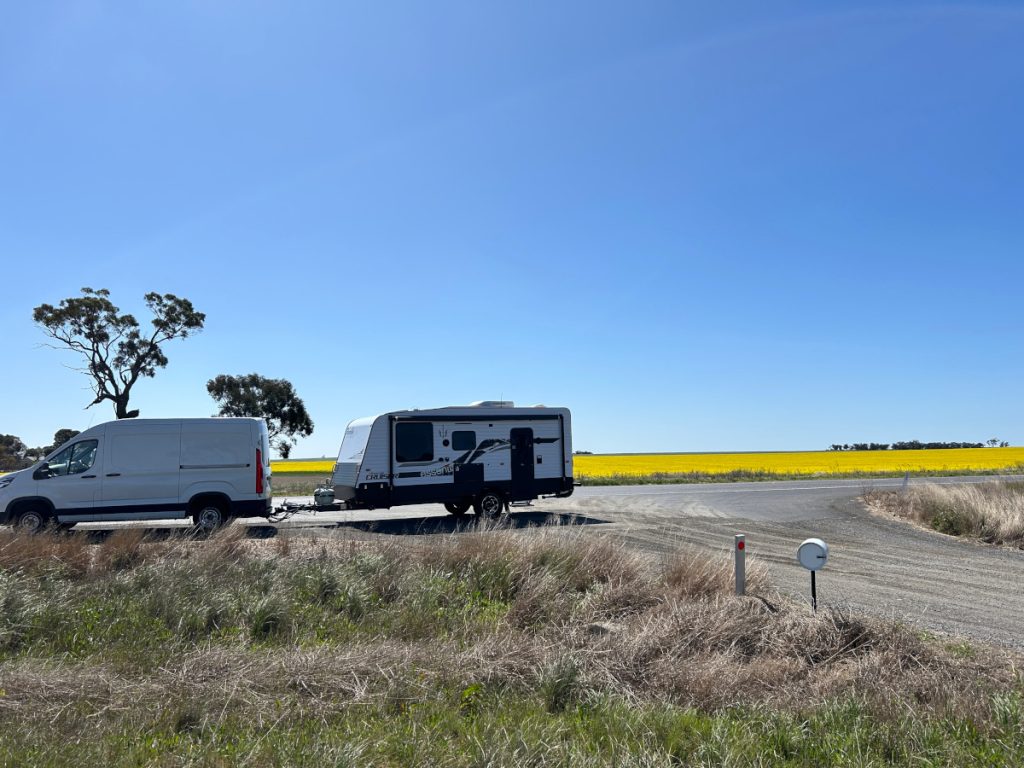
(105, 473), (121, 477)
(81, 474), (97, 479)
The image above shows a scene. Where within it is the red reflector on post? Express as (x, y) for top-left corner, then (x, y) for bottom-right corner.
(737, 541), (745, 550)
(256, 449), (264, 494)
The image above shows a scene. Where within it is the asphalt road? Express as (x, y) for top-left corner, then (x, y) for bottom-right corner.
(262, 475), (1024, 648)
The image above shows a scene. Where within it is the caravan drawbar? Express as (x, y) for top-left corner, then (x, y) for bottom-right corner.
(326, 402), (574, 516)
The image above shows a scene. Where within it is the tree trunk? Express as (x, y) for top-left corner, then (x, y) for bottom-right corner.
(114, 397), (139, 419)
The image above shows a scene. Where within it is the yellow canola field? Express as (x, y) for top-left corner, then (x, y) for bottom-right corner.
(573, 448), (1024, 478)
(270, 448), (1024, 477)
(272, 460), (335, 474)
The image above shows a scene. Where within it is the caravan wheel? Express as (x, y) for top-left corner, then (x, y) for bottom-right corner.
(444, 500), (471, 517)
(473, 491), (505, 519)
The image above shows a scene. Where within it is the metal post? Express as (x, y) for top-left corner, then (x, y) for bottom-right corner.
(810, 570), (817, 614)
(734, 534), (745, 596)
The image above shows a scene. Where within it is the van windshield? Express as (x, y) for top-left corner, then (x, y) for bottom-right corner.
(337, 422), (372, 464)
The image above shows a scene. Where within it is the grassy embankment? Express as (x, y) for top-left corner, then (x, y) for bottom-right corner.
(867, 481), (1024, 547)
(271, 448), (1024, 495)
(0, 524), (1023, 765)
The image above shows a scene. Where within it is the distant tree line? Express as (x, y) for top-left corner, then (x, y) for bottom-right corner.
(0, 429), (80, 471)
(829, 439), (1009, 452)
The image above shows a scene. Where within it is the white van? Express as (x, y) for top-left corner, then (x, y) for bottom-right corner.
(0, 418), (272, 533)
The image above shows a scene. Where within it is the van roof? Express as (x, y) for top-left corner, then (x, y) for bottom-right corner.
(77, 417), (262, 434)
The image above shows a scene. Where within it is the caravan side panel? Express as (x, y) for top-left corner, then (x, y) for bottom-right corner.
(357, 416), (392, 484)
(333, 407), (574, 510)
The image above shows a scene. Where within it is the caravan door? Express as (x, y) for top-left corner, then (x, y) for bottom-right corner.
(509, 428), (535, 501)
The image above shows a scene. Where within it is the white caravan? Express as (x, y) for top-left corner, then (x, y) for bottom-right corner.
(0, 418), (272, 533)
(330, 402), (574, 516)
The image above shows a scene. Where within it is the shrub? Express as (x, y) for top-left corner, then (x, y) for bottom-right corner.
(866, 482), (1024, 546)
(245, 595), (293, 641)
(538, 654), (581, 713)
(93, 528), (150, 572)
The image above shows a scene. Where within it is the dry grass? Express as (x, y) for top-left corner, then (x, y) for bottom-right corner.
(1, 520), (1023, 766)
(663, 549), (767, 598)
(0, 528), (92, 576)
(866, 481), (1024, 546)
(0, 604), (1011, 728)
(0, 521), (1015, 720)
(0, 522), (286, 578)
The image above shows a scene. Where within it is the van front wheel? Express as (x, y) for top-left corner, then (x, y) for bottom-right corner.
(192, 502), (229, 534)
(14, 508), (48, 535)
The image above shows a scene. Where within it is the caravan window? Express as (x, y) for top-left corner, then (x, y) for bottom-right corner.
(396, 422), (434, 462)
(452, 431), (476, 451)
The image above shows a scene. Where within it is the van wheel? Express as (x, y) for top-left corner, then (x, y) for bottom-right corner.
(14, 508), (49, 535)
(473, 491), (505, 519)
(444, 500), (471, 517)
(192, 502), (228, 535)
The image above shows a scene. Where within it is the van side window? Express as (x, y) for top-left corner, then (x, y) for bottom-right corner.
(452, 431), (476, 451)
(45, 440), (99, 478)
(395, 422), (434, 462)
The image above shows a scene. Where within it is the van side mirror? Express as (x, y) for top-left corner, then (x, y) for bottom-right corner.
(33, 463), (51, 480)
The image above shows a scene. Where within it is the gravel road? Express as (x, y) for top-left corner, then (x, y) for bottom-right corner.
(267, 475), (1024, 648)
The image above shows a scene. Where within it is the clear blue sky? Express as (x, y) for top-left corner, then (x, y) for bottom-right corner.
(2, 2), (1021, 457)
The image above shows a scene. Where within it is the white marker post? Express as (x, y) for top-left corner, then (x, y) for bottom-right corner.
(734, 534), (746, 596)
(797, 538), (829, 613)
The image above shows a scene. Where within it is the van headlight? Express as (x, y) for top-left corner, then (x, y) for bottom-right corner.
(0, 475), (15, 489)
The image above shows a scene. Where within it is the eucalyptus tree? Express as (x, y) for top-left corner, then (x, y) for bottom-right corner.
(33, 288), (205, 419)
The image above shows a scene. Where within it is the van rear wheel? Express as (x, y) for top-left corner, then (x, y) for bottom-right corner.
(192, 502), (229, 535)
